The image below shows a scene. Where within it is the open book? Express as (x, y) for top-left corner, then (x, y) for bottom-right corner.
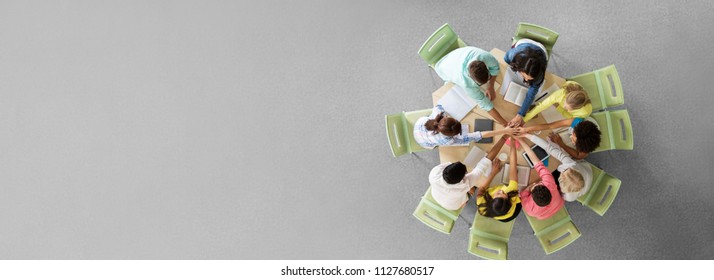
(462, 146), (487, 169)
(438, 84), (477, 121)
(500, 163), (531, 188)
(500, 69), (546, 107)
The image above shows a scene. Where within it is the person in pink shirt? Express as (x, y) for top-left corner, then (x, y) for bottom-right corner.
(515, 136), (564, 220)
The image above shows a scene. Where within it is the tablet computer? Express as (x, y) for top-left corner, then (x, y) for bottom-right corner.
(522, 144), (550, 168)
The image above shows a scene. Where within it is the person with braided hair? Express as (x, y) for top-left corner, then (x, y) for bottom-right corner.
(413, 104), (515, 149)
(476, 136), (522, 222)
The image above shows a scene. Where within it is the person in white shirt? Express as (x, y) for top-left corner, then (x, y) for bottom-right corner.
(523, 134), (593, 202)
(428, 136), (508, 210)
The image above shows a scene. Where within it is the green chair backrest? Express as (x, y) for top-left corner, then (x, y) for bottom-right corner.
(578, 163), (622, 216)
(385, 108), (434, 157)
(568, 64), (624, 111)
(525, 207), (582, 255)
(413, 186), (464, 234)
(567, 72), (603, 111)
(403, 109), (432, 154)
(512, 22), (559, 57)
(418, 23), (461, 68)
(608, 109), (634, 150)
(468, 213), (515, 260)
(597, 65), (624, 108)
(385, 113), (408, 157)
(591, 109), (633, 153)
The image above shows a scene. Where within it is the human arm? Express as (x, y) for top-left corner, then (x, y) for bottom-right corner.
(508, 137), (518, 184)
(523, 89), (563, 122)
(524, 134), (576, 167)
(515, 118), (574, 135)
(548, 133), (589, 160)
(480, 127), (516, 139)
(517, 81), (544, 117)
(486, 135), (508, 160)
(485, 75), (498, 101)
(476, 158), (502, 197)
(486, 107), (509, 126)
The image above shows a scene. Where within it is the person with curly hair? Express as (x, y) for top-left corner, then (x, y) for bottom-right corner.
(513, 117), (601, 160)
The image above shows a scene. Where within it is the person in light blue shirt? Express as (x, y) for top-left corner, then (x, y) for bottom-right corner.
(413, 105), (514, 149)
(503, 39), (548, 127)
(434, 47), (509, 126)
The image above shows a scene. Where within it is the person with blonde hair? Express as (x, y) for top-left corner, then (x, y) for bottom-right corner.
(519, 133), (593, 202)
(522, 81), (592, 123)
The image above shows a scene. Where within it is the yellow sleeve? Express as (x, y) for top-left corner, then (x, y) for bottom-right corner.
(505, 180), (519, 193)
(523, 89), (564, 122)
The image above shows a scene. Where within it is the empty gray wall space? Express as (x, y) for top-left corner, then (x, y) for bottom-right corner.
(0, 0), (713, 259)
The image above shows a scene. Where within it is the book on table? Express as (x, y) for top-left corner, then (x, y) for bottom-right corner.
(473, 119), (494, 143)
(500, 163), (531, 188)
(462, 146), (487, 169)
(438, 84), (477, 121)
(499, 69), (546, 107)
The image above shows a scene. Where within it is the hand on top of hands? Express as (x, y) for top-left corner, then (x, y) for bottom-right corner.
(548, 132), (563, 144)
(507, 115), (524, 128)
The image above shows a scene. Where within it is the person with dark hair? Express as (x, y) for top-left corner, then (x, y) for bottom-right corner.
(414, 104), (515, 149)
(514, 137), (564, 220)
(504, 39), (549, 127)
(434, 47), (509, 126)
(476, 136), (522, 222)
(429, 136), (509, 211)
(514, 117), (601, 160)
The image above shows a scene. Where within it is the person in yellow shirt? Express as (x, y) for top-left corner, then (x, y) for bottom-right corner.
(522, 81), (592, 123)
(476, 136), (522, 222)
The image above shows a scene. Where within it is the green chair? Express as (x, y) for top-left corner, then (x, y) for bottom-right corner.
(512, 22), (559, 57)
(468, 213), (516, 260)
(385, 108), (432, 157)
(525, 206), (581, 255)
(413, 186), (464, 234)
(577, 163), (622, 216)
(567, 65), (624, 111)
(418, 23), (467, 68)
(590, 109), (634, 152)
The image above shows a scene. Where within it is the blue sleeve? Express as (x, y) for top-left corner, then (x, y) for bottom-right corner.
(504, 47), (515, 65)
(517, 81), (542, 116)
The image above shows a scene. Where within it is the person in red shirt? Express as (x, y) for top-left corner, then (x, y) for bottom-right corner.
(515, 136), (564, 220)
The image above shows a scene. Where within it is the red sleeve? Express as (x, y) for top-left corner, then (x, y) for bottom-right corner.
(535, 162), (558, 193)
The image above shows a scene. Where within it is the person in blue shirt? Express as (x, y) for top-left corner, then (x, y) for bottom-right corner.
(504, 39), (548, 127)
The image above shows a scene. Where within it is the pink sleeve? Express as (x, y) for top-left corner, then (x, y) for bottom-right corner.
(534, 162), (557, 192)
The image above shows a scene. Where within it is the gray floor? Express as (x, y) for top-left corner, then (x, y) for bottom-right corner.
(1, 0), (713, 259)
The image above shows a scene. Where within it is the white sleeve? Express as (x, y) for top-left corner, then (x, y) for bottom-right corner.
(465, 157), (492, 184)
(525, 134), (576, 170)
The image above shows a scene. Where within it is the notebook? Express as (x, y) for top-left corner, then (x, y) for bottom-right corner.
(438, 84), (477, 121)
(473, 119), (494, 143)
(500, 163), (531, 188)
(462, 146), (487, 169)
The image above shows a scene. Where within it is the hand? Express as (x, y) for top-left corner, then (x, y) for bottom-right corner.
(485, 86), (496, 101)
(502, 126), (516, 135)
(548, 132), (563, 144)
(507, 115), (524, 128)
(491, 158), (503, 175)
(512, 127), (530, 136)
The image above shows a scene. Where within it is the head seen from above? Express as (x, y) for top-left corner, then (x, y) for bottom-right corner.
(468, 60), (490, 86)
(510, 48), (546, 84)
(573, 121), (602, 153)
(560, 168), (585, 193)
(442, 162), (467, 184)
(530, 182), (552, 207)
(563, 82), (591, 111)
(425, 113), (462, 137)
